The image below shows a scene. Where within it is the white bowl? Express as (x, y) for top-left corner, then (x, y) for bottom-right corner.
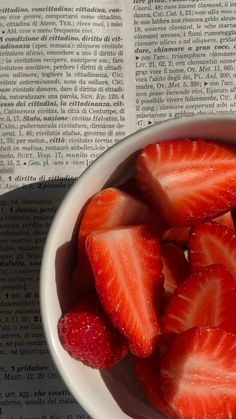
(40, 114), (236, 419)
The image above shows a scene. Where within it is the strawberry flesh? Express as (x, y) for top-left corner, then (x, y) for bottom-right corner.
(79, 187), (149, 240)
(73, 187), (150, 296)
(162, 211), (235, 248)
(160, 327), (236, 418)
(162, 263), (236, 335)
(189, 221), (236, 282)
(136, 139), (236, 226)
(214, 211), (235, 231)
(86, 225), (163, 357)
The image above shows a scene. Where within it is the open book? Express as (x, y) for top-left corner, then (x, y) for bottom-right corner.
(1, 0), (236, 417)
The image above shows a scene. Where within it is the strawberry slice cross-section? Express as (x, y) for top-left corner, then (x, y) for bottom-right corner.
(162, 263), (236, 335)
(86, 225), (163, 357)
(162, 211), (235, 248)
(73, 187), (150, 296)
(189, 221), (236, 282)
(136, 139), (236, 226)
(160, 327), (236, 418)
(79, 187), (149, 241)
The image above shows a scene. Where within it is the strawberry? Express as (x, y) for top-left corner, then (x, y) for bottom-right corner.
(133, 350), (177, 418)
(162, 264), (236, 334)
(160, 327), (236, 418)
(79, 187), (149, 239)
(189, 221), (236, 281)
(161, 242), (189, 300)
(86, 225), (163, 357)
(136, 139), (236, 226)
(162, 211), (235, 248)
(57, 293), (128, 368)
(73, 187), (150, 296)
(214, 211), (235, 231)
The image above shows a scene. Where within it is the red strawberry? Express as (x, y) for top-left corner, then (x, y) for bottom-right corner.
(161, 242), (189, 300)
(162, 264), (236, 334)
(162, 211), (235, 248)
(160, 327), (236, 418)
(136, 139), (236, 226)
(73, 187), (150, 296)
(86, 225), (163, 357)
(189, 221), (236, 281)
(79, 187), (149, 239)
(214, 211), (235, 230)
(133, 351), (177, 418)
(57, 293), (128, 368)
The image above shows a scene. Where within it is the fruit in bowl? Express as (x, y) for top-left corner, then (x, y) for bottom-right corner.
(40, 115), (236, 419)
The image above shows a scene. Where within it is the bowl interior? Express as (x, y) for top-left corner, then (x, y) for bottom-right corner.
(40, 115), (236, 419)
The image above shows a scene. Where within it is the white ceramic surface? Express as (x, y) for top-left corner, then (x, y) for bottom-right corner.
(40, 114), (236, 419)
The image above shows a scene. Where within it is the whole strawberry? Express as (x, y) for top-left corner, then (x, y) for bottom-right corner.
(58, 293), (128, 368)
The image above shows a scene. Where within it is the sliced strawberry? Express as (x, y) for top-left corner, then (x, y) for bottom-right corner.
(160, 327), (236, 418)
(58, 293), (128, 368)
(162, 211), (235, 248)
(86, 225), (163, 357)
(214, 211), (235, 231)
(133, 351), (177, 418)
(189, 221), (236, 282)
(119, 180), (168, 238)
(136, 139), (236, 226)
(73, 187), (150, 296)
(161, 242), (189, 300)
(162, 264), (236, 335)
(79, 187), (149, 239)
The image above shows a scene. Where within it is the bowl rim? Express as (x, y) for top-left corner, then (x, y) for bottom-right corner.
(39, 112), (236, 418)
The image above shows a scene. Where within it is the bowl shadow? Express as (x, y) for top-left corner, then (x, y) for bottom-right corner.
(100, 355), (164, 419)
(55, 197), (89, 314)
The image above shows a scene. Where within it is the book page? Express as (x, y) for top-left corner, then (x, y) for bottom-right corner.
(1, 0), (236, 418)
(0, 0), (138, 194)
(0, 1), (131, 417)
(131, 0), (235, 126)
